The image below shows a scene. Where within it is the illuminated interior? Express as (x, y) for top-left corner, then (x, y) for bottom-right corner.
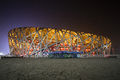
(8, 27), (111, 57)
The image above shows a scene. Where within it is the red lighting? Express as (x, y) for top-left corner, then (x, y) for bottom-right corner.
(92, 52), (95, 56)
(78, 45), (81, 47)
(30, 49), (33, 51)
(29, 40), (31, 43)
(77, 48), (80, 51)
(66, 48), (69, 50)
(61, 48), (65, 51)
(60, 43), (63, 46)
(85, 49), (90, 52)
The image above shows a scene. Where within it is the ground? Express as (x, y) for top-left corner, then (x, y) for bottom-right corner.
(0, 58), (120, 80)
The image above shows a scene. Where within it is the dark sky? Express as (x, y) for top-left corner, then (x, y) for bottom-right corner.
(0, 0), (120, 54)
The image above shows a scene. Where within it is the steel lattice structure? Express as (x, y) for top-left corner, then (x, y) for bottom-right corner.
(8, 27), (111, 57)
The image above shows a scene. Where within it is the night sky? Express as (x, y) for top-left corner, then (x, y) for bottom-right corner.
(0, 0), (120, 54)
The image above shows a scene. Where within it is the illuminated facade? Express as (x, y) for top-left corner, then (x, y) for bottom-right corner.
(8, 27), (111, 57)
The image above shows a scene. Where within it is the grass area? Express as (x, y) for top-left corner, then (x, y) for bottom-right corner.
(0, 58), (120, 80)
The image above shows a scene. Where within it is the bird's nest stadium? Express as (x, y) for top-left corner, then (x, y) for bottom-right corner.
(8, 27), (111, 58)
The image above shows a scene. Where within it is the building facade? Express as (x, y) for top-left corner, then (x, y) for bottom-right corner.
(8, 27), (111, 58)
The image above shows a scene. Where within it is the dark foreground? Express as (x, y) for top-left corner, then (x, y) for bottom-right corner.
(0, 58), (120, 80)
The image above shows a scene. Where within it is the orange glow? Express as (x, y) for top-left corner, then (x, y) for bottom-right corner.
(60, 43), (63, 46)
(78, 45), (81, 47)
(8, 27), (111, 57)
(61, 48), (65, 51)
(72, 44), (75, 46)
(77, 48), (80, 51)
(36, 48), (39, 51)
(64, 43), (68, 46)
(28, 45), (30, 49)
(29, 52), (31, 55)
(85, 49), (90, 52)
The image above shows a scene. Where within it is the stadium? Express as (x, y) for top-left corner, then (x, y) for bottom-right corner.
(8, 27), (111, 58)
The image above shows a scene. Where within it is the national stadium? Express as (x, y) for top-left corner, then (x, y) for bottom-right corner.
(8, 27), (111, 58)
